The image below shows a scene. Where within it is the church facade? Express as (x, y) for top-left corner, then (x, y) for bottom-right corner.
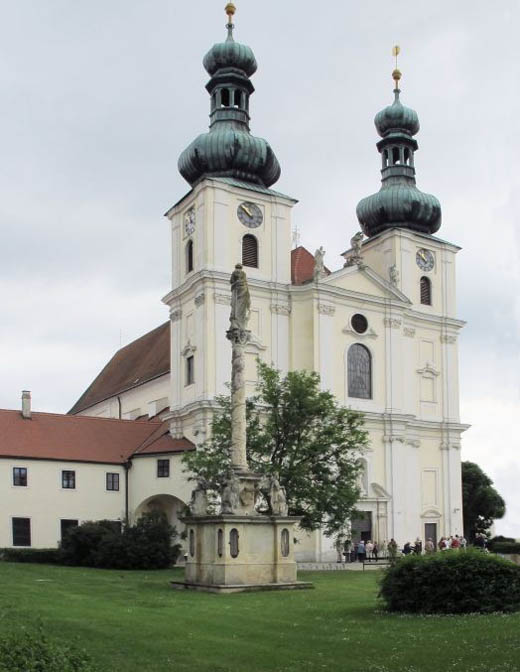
(2, 7), (467, 560)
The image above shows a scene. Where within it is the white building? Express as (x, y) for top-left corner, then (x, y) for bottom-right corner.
(1, 11), (467, 560)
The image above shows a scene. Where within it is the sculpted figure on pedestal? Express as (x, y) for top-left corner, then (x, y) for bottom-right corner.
(344, 232), (364, 267)
(189, 485), (209, 516)
(221, 476), (240, 514)
(229, 264), (250, 332)
(269, 476), (288, 516)
(313, 246), (326, 281)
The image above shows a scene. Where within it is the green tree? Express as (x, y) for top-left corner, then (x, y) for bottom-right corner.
(462, 461), (506, 542)
(182, 361), (369, 535)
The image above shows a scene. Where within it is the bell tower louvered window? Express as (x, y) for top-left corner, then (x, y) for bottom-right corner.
(242, 234), (258, 268)
(420, 276), (431, 305)
(347, 344), (372, 399)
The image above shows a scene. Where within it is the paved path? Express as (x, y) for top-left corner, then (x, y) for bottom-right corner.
(298, 562), (364, 571)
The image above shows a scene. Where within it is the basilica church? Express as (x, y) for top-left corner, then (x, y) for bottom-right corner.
(0, 5), (467, 560)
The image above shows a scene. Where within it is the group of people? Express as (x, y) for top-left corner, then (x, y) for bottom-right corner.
(336, 534), (470, 563)
(434, 534), (468, 551)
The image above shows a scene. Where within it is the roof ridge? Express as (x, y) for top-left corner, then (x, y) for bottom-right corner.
(114, 321), (170, 356)
(0, 408), (163, 425)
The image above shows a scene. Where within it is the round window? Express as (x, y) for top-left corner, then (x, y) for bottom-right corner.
(351, 314), (368, 334)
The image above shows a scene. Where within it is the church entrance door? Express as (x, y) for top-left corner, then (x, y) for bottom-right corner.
(424, 522), (437, 548)
(351, 512), (372, 542)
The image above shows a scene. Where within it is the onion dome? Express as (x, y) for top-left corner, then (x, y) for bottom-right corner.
(356, 62), (441, 237)
(203, 38), (257, 78)
(375, 89), (420, 138)
(178, 4), (281, 188)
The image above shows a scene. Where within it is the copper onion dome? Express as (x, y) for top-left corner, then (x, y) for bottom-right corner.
(356, 58), (441, 237)
(178, 4), (281, 188)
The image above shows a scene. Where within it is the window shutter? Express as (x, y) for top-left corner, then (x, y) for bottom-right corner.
(242, 235), (258, 268)
(420, 276), (431, 305)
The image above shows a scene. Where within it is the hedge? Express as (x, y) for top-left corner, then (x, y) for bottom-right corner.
(379, 549), (520, 614)
(492, 541), (520, 555)
(0, 548), (62, 564)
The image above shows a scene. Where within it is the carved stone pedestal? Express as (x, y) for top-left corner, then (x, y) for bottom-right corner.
(171, 514), (313, 593)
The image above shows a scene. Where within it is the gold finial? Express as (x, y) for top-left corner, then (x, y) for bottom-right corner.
(225, 2), (236, 20)
(392, 45), (401, 88)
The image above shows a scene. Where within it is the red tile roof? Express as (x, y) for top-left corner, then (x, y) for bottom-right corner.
(69, 322), (170, 415)
(0, 409), (194, 464)
(291, 246), (330, 285)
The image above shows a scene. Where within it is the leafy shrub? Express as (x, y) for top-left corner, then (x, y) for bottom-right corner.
(1, 548), (61, 564)
(60, 520), (121, 568)
(379, 549), (520, 614)
(0, 628), (96, 671)
(493, 542), (520, 555)
(60, 512), (181, 570)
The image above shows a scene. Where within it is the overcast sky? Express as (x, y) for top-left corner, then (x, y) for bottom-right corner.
(1, 1), (519, 538)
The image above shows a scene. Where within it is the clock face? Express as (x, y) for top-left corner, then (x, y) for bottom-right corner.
(237, 201), (263, 228)
(184, 207), (195, 237)
(416, 248), (434, 272)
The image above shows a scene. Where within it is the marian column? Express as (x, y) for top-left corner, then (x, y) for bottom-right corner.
(226, 264), (251, 472)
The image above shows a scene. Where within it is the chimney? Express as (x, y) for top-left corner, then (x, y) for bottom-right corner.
(21, 390), (31, 419)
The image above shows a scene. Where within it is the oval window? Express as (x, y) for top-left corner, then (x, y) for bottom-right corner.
(351, 314), (368, 334)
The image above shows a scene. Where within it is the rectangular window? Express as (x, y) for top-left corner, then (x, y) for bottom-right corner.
(186, 355), (195, 386)
(60, 519), (78, 541)
(13, 467), (27, 487)
(62, 470), (76, 489)
(157, 459), (170, 478)
(106, 473), (120, 491)
(12, 517), (31, 547)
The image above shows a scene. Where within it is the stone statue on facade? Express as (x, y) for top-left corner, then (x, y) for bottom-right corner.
(344, 232), (364, 267)
(389, 264), (399, 286)
(229, 263), (251, 332)
(269, 476), (288, 516)
(313, 246), (326, 281)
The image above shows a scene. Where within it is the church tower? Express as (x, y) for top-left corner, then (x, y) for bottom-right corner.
(346, 58), (466, 545)
(163, 4), (297, 441)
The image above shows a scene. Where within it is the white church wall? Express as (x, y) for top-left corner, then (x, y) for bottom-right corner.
(77, 375), (170, 420)
(0, 458), (125, 548)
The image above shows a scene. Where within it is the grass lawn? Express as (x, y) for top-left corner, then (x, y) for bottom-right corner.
(0, 563), (519, 672)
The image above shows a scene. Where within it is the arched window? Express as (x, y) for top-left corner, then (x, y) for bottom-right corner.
(186, 239), (194, 274)
(229, 528), (239, 558)
(347, 344), (372, 399)
(382, 149), (389, 168)
(221, 88), (230, 107)
(420, 276), (432, 305)
(189, 529), (195, 557)
(404, 147), (410, 165)
(242, 234), (258, 268)
(281, 529), (290, 557)
(392, 147), (400, 165)
(234, 89), (242, 108)
(217, 528), (224, 557)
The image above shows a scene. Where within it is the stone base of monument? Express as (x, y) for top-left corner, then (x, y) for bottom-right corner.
(170, 514), (314, 593)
